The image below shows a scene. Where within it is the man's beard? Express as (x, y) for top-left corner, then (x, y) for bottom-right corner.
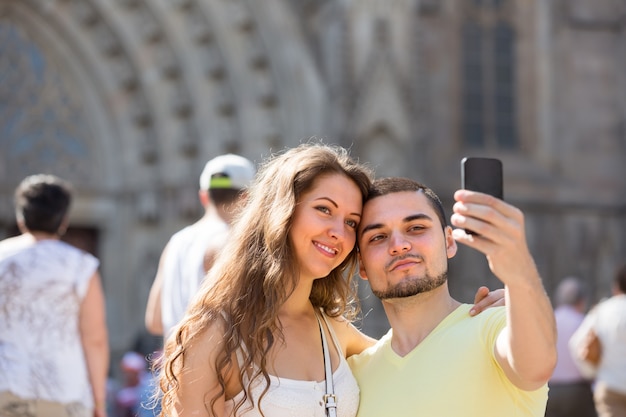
(372, 270), (448, 300)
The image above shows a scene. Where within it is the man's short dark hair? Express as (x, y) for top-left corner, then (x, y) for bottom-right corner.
(14, 174), (72, 234)
(366, 177), (448, 230)
(208, 188), (245, 206)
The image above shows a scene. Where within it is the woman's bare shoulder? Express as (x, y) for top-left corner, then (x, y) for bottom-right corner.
(325, 314), (377, 357)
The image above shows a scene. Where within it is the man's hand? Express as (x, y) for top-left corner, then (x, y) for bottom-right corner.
(450, 189), (534, 286)
(469, 286), (505, 316)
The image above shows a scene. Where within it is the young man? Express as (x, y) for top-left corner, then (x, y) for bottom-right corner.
(349, 177), (557, 417)
(145, 153), (255, 338)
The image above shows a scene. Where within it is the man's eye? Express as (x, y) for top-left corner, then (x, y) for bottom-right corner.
(369, 234), (385, 243)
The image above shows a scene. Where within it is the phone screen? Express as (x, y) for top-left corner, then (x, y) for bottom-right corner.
(461, 157), (503, 200)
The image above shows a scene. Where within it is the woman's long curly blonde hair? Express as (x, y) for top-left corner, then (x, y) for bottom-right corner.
(158, 142), (373, 416)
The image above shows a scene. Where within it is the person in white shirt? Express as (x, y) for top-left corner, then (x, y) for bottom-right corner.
(145, 153), (256, 339)
(546, 276), (596, 417)
(0, 174), (109, 417)
(570, 263), (626, 417)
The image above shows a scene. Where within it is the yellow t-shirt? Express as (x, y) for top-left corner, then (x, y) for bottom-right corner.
(348, 305), (548, 417)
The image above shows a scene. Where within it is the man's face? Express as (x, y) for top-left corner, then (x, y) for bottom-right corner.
(357, 190), (457, 300)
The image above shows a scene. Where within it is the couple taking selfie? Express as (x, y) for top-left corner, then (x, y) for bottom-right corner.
(157, 142), (557, 417)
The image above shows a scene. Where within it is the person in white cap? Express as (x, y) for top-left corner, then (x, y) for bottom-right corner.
(145, 154), (256, 338)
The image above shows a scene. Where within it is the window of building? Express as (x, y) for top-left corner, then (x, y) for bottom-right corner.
(461, 0), (517, 150)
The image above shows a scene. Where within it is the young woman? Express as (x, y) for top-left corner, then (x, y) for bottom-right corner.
(157, 143), (501, 417)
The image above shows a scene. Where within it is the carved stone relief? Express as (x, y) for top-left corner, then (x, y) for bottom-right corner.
(0, 16), (97, 184)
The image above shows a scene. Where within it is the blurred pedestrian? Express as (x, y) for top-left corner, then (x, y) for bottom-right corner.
(570, 263), (626, 417)
(144, 154), (255, 339)
(114, 351), (158, 417)
(545, 276), (596, 417)
(0, 174), (109, 417)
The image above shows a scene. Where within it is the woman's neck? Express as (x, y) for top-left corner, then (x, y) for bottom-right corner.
(279, 278), (315, 318)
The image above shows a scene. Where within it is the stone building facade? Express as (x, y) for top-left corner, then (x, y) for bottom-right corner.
(1, 0), (625, 363)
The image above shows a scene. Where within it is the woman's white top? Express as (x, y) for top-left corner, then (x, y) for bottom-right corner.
(0, 239), (99, 408)
(225, 312), (360, 417)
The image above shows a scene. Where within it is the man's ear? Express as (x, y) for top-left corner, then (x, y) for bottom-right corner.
(17, 219), (27, 234)
(357, 251), (368, 280)
(445, 226), (458, 259)
(198, 189), (210, 207)
(57, 216), (70, 236)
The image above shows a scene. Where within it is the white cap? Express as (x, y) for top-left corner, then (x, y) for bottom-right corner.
(199, 154), (256, 190)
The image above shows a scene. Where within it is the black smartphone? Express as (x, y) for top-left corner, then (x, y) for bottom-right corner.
(461, 157), (503, 235)
(461, 157), (503, 200)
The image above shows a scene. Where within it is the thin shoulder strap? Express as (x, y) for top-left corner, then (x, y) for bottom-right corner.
(316, 311), (337, 417)
(319, 311), (344, 359)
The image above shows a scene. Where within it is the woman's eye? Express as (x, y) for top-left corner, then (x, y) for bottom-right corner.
(315, 206), (331, 214)
(345, 219), (358, 229)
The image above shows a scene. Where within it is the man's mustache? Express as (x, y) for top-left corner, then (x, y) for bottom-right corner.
(385, 254), (423, 271)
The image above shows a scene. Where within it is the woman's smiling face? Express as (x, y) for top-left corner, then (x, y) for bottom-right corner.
(289, 172), (363, 282)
